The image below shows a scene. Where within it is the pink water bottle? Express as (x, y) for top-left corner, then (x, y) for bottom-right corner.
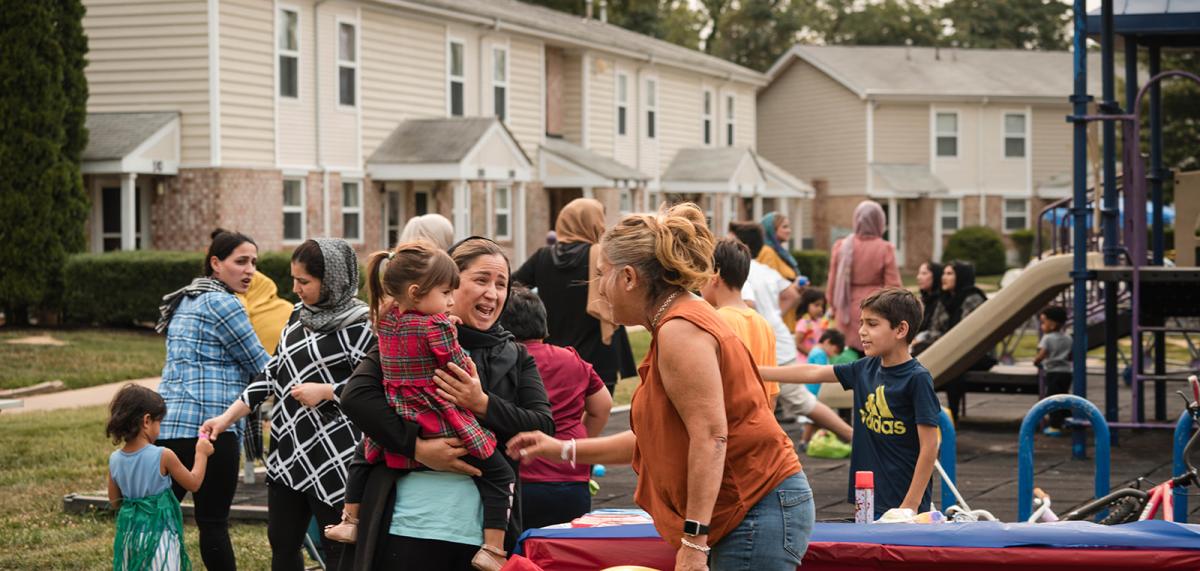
(854, 471), (875, 524)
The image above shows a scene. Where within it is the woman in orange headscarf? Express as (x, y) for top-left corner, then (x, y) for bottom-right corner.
(513, 198), (635, 395)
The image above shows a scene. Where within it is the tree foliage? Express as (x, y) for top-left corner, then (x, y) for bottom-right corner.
(0, 0), (90, 323)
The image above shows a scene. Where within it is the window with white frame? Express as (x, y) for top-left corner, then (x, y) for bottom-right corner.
(1004, 198), (1028, 231)
(619, 189), (633, 215)
(1004, 113), (1027, 158)
(939, 198), (960, 234)
(936, 112), (958, 157)
(494, 185), (511, 239)
(283, 179), (305, 242)
(278, 8), (299, 98)
(645, 78), (657, 139)
(725, 94), (735, 146)
(337, 22), (357, 107)
(448, 40), (465, 117)
(342, 181), (361, 241)
(493, 46), (508, 122)
(616, 73), (628, 136)
(702, 90), (713, 146)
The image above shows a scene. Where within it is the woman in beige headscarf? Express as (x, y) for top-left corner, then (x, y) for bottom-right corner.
(513, 198), (635, 395)
(826, 200), (902, 352)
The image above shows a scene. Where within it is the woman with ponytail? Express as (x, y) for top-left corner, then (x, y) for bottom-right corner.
(507, 204), (813, 571)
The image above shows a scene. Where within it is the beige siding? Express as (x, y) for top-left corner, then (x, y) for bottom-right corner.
(587, 55), (615, 156)
(637, 71), (660, 178)
(612, 61), (637, 167)
(757, 59), (865, 195)
(658, 68), (701, 174)
(1031, 105), (1072, 189)
(278, 2), (316, 167)
(735, 84), (756, 151)
(360, 9), (445, 160)
(980, 106), (1028, 192)
(561, 54), (583, 145)
(219, 0), (273, 166)
(873, 102), (928, 164)
(508, 37), (543, 158)
(84, 0), (210, 164)
(318, 2), (360, 168)
(931, 104), (976, 191)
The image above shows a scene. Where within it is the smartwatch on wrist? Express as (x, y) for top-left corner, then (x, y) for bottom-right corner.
(683, 519), (710, 536)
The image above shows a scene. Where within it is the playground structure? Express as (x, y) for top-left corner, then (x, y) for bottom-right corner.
(922, 2), (1200, 444)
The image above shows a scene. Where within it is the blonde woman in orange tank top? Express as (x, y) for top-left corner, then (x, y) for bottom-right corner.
(507, 204), (813, 571)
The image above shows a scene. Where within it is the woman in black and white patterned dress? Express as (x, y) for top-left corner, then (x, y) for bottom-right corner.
(202, 238), (374, 571)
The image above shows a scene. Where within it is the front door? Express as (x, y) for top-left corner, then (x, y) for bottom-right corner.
(548, 188), (583, 230)
(882, 200), (906, 266)
(94, 179), (147, 252)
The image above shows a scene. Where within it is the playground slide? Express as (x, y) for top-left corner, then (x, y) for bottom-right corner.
(922, 253), (1102, 389)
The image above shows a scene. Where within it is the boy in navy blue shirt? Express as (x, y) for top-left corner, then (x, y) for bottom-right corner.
(761, 287), (940, 518)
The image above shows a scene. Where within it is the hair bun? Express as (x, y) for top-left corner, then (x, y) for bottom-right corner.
(210, 228), (229, 240)
(652, 202), (714, 293)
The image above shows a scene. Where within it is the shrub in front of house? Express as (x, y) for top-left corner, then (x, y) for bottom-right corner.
(64, 251), (297, 326)
(1010, 229), (1035, 266)
(792, 250), (830, 286)
(944, 226), (1007, 275)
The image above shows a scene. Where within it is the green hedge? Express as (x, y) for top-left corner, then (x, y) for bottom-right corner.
(1010, 229), (1035, 266)
(63, 251), (297, 326)
(792, 250), (830, 287)
(944, 226), (1007, 275)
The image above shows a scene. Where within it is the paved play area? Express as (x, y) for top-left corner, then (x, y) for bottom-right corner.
(63, 371), (1192, 523)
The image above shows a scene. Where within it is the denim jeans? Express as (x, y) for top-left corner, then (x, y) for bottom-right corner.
(709, 471), (815, 571)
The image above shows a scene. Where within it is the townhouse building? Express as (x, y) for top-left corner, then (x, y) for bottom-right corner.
(758, 45), (1096, 268)
(80, 0), (811, 263)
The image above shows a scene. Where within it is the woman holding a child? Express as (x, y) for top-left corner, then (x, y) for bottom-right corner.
(336, 237), (555, 570)
(201, 238), (374, 570)
(508, 204), (813, 571)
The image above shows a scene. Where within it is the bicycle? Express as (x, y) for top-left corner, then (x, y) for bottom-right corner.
(1039, 375), (1200, 525)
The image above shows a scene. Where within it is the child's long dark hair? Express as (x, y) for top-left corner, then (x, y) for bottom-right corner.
(797, 287), (827, 319)
(366, 240), (461, 325)
(106, 384), (167, 444)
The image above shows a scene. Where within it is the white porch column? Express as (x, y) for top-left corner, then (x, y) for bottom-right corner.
(887, 196), (899, 248)
(453, 180), (469, 241)
(514, 182), (527, 263)
(752, 195), (763, 221)
(582, 186), (594, 199)
(778, 196), (792, 249)
(121, 173), (138, 250)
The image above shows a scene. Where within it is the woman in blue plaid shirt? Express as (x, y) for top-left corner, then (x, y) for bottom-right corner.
(155, 229), (271, 571)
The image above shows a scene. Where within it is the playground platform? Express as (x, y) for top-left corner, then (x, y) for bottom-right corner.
(62, 370), (1194, 523)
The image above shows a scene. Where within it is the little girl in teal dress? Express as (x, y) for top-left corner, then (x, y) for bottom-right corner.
(107, 384), (213, 570)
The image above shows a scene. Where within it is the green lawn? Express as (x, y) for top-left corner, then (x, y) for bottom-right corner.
(0, 328), (165, 390)
(0, 406), (278, 570)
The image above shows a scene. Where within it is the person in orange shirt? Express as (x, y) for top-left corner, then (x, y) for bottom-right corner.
(700, 239), (781, 410)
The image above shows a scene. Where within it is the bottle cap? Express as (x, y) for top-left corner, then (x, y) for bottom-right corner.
(855, 471), (874, 489)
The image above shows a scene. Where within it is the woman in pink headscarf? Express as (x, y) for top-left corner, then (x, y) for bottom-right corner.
(826, 200), (902, 352)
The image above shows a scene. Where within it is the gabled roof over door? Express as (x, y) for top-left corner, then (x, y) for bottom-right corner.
(366, 117), (532, 181)
(82, 112), (180, 175)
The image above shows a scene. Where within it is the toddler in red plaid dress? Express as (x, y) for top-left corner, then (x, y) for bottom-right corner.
(325, 241), (513, 571)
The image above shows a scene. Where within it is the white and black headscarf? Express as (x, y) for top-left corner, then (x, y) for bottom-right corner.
(299, 238), (369, 333)
(156, 277), (232, 333)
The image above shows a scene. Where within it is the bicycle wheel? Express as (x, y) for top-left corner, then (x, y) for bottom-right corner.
(1062, 488), (1149, 523)
(1097, 495), (1143, 525)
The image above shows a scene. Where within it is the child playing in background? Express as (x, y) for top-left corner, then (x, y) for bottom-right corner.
(761, 288), (940, 519)
(701, 238), (782, 409)
(1034, 305), (1072, 436)
(325, 240), (514, 571)
(794, 288), (830, 360)
(107, 384), (213, 571)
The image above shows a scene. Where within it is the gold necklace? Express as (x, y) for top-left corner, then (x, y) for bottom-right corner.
(651, 290), (682, 329)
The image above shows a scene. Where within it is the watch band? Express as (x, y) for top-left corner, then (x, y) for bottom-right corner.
(682, 519), (710, 536)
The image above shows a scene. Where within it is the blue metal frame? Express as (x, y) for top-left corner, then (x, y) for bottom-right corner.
(1174, 411), (1195, 523)
(1069, 0), (1092, 456)
(937, 409), (957, 508)
(1018, 395), (1111, 521)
